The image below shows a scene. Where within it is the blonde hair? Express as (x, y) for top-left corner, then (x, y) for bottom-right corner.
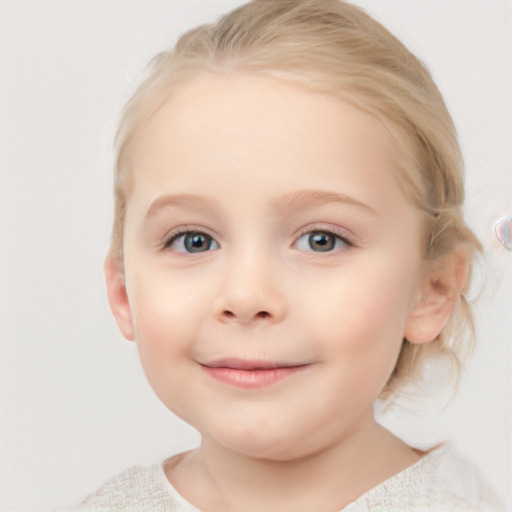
(109, 0), (482, 403)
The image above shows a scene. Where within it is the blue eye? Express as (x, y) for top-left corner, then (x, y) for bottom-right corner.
(165, 231), (219, 253)
(295, 230), (348, 252)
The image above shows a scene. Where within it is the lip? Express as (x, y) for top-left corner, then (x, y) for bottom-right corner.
(200, 359), (309, 389)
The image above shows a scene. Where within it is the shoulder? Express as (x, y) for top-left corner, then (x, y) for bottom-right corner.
(76, 464), (182, 512)
(429, 443), (504, 508)
(423, 442), (506, 511)
(359, 442), (506, 512)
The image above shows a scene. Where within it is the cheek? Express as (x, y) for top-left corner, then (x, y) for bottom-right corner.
(301, 256), (417, 370)
(127, 269), (209, 376)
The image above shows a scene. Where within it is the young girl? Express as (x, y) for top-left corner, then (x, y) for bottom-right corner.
(79, 0), (506, 510)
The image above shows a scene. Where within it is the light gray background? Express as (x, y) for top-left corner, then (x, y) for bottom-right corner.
(1, 1), (510, 510)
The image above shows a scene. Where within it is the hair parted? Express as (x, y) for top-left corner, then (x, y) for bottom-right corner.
(109, 0), (482, 404)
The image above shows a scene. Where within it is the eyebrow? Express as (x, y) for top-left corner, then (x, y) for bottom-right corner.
(145, 193), (217, 219)
(273, 189), (379, 217)
(144, 189), (379, 220)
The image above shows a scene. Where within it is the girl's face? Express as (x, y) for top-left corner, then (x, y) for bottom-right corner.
(119, 73), (427, 460)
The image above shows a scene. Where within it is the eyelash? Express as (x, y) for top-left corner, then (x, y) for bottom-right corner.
(162, 227), (219, 253)
(293, 226), (355, 253)
(161, 226), (355, 254)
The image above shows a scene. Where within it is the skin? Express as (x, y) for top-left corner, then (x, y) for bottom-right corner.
(106, 73), (460, 511)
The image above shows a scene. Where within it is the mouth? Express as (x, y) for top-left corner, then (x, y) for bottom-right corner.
(200, 359), (310, 389)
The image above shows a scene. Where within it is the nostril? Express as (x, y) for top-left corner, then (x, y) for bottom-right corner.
(222, 310), (271, 320)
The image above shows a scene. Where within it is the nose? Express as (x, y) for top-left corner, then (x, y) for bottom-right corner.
(213, 251), (286, 326)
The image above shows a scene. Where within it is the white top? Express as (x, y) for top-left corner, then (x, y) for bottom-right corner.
(76, 442), (506, 511)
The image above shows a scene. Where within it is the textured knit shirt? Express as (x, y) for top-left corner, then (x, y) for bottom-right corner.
(77, 442), (506, 511)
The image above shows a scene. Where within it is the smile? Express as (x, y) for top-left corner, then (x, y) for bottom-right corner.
(200, 359), (310, 389)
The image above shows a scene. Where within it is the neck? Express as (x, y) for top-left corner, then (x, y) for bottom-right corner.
(165, 413), (420, 512)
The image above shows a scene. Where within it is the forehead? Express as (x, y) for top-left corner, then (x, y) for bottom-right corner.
(127, 72), (414, 218)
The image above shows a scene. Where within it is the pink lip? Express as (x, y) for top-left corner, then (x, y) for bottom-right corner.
(201, 359), (309, 389)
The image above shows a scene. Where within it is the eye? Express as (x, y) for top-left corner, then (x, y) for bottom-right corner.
(295, 230), (350, 252)
(164, 231), (219, 253)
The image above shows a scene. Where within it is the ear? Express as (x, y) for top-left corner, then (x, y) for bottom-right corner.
(104, 256), (135, 341)
(404, 247), (469, 345)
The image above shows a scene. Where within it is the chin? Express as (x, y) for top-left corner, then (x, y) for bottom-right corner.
(206, 420), (303, 461)
(224, 438), (299, 461)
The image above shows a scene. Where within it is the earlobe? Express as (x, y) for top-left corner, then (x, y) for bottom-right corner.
(104, 256), (135, 341)
(404, 247), (469, 345)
